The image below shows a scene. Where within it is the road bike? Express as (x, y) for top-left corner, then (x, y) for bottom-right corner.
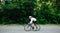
(24, 24), (40, 31)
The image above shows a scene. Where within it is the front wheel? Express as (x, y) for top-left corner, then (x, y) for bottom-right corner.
(24, 25), (31, 31)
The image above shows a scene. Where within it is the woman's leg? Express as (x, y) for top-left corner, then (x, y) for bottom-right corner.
(32, 23), (35, 29)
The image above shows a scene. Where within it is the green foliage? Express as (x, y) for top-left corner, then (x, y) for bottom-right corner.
(0, 0), (60, 24)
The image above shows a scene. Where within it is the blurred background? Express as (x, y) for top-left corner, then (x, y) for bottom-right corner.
(0, 0), (60, 24)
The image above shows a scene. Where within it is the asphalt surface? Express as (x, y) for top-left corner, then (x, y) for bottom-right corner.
(0, 25), (60, 33)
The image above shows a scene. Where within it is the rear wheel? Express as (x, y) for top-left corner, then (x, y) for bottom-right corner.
(34, 25), (40, 31)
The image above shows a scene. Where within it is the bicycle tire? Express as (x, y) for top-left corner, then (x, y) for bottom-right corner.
(34, 25), (40, 31)
(24, 25), (31, 31)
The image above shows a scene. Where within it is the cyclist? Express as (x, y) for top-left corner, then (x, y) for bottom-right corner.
(29, 16), (37, 29)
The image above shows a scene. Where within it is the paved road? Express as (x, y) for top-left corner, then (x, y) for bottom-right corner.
(0, 25), (60, 33)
